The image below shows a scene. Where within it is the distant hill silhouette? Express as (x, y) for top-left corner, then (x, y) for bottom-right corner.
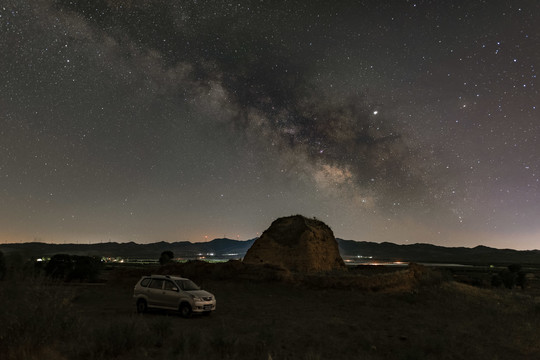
(1, 238), (539, 264)
(338, 240), (540, 264)
(0, 238), (256, 259)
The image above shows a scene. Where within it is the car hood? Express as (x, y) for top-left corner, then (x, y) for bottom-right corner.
(186, 290), (214, 298)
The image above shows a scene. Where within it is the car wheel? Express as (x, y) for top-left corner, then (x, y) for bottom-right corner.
(136, 299), (147, 313)
(179, 303), (192, 318)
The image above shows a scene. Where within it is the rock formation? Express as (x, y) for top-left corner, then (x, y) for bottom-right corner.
(243, 215), (345, 272)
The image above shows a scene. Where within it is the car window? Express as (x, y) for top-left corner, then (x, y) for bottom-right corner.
(163, 280), (177, 291)
(140, 278), (151, 287)
(175, 279), (200, 291)
(148, 279), (164, 289)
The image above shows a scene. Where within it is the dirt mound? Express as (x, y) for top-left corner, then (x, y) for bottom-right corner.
(157, 260), (292, 282)
(243, 215), (345, 273)
(300, 263), (449, 291)
(157, 261), (447, 292)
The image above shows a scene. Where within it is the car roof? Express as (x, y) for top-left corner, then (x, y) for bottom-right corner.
(143, 274), (189, 281)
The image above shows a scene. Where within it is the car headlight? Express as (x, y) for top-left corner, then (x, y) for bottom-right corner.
(191, 296), (203, 302)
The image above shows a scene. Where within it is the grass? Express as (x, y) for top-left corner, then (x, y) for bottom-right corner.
(1, 265), (539, 359)
(0, 274), (77, 360)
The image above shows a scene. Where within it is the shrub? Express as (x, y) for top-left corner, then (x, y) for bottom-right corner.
(491, 274), (503, 287)
(68, 256), (102, 282)
(44, 254), (74, 279)
(500, 269), (517, 289)
(508, 264), (522, 273)
(493, 264), (528, 289)
(159, 250), (174, 265)
(44, 254), (102, 282)
(516, 271), (527, 289)
(3, 251), (35, 279)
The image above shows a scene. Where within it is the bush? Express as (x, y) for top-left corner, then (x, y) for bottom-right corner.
(44, 254), (74, 279)
(68, 256), (102, 282)
(500, 269), (517, 289)
(508, 264), (522, 273)
(44, 254), (102, 282)
(516, 271), (527, 289)
(491, 274), (503, 287)
(159, 250), (174, 265)
(492, 264), (528, 289)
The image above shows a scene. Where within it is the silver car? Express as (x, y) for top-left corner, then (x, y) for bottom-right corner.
(133, 274), (216, 317)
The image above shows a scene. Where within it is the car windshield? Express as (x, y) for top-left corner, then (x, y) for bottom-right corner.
(175, 279), (200, 291)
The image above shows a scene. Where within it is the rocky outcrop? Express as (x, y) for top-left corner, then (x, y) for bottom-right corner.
(243, 215), (345, 273)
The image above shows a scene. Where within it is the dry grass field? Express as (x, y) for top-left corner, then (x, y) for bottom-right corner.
(1, 263), (540, 360)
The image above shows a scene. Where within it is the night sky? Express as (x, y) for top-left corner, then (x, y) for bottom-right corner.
(1, 1), (539, 249)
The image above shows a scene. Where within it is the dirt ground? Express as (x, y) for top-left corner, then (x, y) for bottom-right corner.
(62, 267), (540, 360)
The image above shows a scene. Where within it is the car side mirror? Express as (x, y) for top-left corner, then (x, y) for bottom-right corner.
(172, 287), (178, 292)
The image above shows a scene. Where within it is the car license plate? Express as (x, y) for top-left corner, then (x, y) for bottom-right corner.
(203, 305), (212, 310)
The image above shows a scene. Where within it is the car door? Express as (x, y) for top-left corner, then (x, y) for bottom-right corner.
(161, 279), (180, 309)
(146, 279), (164, 307)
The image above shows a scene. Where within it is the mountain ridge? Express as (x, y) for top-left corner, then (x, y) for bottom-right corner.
(337, 239), (540, 264)
(1, 238), (539, 264)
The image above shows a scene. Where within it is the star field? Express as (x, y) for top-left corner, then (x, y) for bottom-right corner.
(1, 1), (539, 249)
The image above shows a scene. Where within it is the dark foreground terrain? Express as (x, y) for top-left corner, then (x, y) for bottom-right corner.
(1, 264), (540, 360)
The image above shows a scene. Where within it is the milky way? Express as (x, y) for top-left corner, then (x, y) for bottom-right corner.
(1, 1), (539, 249)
